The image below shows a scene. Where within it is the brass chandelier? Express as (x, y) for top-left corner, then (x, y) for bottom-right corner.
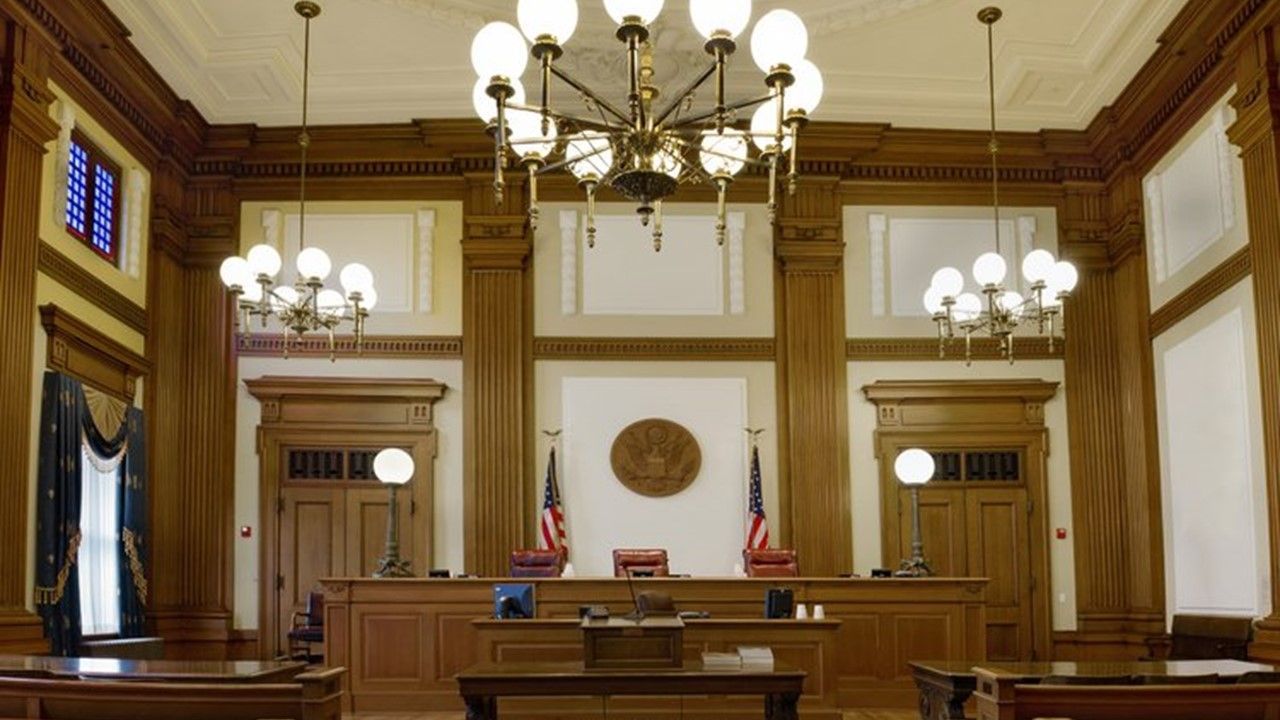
(219, 1), (378, 359)
(470, 0), (823, 250)
(923, 6), (1077, 364)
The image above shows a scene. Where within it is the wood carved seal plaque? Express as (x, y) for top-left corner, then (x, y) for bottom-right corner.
(610, 418), (701, 497)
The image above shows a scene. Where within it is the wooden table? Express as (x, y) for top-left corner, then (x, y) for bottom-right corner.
(0, 655), (306, 682)
(909, 659), (1279, 720)
(456, 660), (806, 720)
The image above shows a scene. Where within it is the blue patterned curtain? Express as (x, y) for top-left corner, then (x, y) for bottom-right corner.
(117, 406), (147, 637)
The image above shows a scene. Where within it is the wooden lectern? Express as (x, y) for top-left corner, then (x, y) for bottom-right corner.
(581, 617), (684, 670)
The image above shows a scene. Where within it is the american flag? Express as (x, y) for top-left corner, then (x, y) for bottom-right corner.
(538, 446), (568, 556)
(745, 444), (769, 550)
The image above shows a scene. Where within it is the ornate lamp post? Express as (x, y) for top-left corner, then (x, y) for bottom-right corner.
(894, 448), (935, 577)
(372, 448), (414, 578)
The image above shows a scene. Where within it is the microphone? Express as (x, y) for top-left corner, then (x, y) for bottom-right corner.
(624, 568), (644, 622)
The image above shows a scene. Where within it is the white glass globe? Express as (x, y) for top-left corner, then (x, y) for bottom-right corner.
(998, 290), (1025, 316)
(316, 288), (347, 319)
(1049, 261), (1079, 294)
(930, 267), (964, 298)
(654, 143), (682, 178)
(699, 129), (748, 177)
(219, 256), (251, 289)
(954, 292), (982, 321)
(604, 0), (664, 25)
(690, 0), (752, 40)
(750, 9), (808, 73)
(750, 102), (793, 153)
(506, 109), (558, 159)
(922, 286), (946, 316)
(246, 244), (282, 278)
(566, 131), (614, 180)
(472, 77), (526, 124)
(787, 58), (824, 114)
(894, 448), (935, 486)
(339, 263), (374, 295)
(972, 251), (1007, 286)
(1021, 249), (1056, 284)
(517, 0), (579, 44)
(360, 286), (379, 311)
(271, 285), (299, 311)
(1042, 289), (1063, 308)
(241, 281), (263, 303)
(295, 246), (332, 281)
(471, 22), (528, 80)
(373, 447), (415, 485)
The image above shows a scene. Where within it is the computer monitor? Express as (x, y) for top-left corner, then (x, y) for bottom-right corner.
(493, 583), (535, 619)
(764, 587), (793, 619)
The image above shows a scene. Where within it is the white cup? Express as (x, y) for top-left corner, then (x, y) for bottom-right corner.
(732, 562), (746, 578)
(813, 604), (825, 620)
(562, 562), (576, 578)
(795, 603), (808, 620)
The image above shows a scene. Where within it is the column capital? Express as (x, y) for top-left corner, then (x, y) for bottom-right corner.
(0, 13), (59, 148)
(1227, 24), (1280, 149)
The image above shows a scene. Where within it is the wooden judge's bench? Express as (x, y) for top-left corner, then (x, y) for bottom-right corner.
(321, 576), (986, 714)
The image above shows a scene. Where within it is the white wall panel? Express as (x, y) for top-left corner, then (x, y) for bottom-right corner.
(583, 215), (725, 316)
(561, 377), (748, 577)
(283, 213), (416, 313)
(886, 217), (1017, 317)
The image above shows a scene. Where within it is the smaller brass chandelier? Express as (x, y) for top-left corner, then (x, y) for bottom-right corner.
(219, 1), (378, 360)
(924, 6), (1077, 365)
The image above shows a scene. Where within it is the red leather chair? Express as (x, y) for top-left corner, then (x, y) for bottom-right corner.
(612, 548), (670, 577)
(509, 548), (566, 577)
(743, 548), (799, 577)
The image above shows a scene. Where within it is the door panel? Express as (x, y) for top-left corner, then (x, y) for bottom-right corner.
(345, 487), (412, 577)
(898, 488), (966, 577)
(965, 488), (1032, 661)
(278, 486), (346, 654)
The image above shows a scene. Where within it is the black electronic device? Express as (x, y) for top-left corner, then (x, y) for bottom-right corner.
(764, 587), (794, 619)
(493, 583), (535, 619)
(583, 605), (610, 619)
(870, 568), (892, 578)
(427, 569), (451, 578)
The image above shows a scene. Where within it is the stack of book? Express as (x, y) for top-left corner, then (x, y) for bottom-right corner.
(737, 645), (775, 670)
(700, 652), (741, 670)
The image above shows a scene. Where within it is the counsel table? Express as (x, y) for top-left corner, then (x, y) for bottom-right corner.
(0, 655), (306, 682)
(456, 660), (806, 720)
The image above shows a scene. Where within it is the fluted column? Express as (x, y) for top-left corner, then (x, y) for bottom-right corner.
(0, 8), (57, 652)
(1227, 22), (1280, 661)
(462, 173), (531, 576)
(774, 177), (852, 576)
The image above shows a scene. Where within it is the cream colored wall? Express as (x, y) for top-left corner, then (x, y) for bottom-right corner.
(39, 82), (150, 307)
(237, 200), (463, 336)
(534, 202), (774, 337)
(847, 359), (1077, 631)
(535, 360), (779, 569)
(233, 356), (463, 630)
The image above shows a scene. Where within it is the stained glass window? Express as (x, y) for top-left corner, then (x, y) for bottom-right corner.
(64, 132), (121, 265)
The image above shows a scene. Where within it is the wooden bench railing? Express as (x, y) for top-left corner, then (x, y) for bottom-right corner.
(975, 668), (1280, 720)
(0, 666), (344, 720)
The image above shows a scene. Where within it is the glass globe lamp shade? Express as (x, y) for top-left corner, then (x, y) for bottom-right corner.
(517, 0), (578, 44)
(373, 448), (415, 485)
(972, 251), (1007, 287)
(506, 109), (558, 159)
(690, 0), (752, 40)
(295, 246), (332, 281)
(604, 0), (664, 25)
(750, 103), (794, 152)
(653, 143), (682, 179)
(471, 22), (528, 80)
(922, 286), (946, 316)
(1049, 261), (1079, 294)
(750, 9), (808, 73)
(930, 266), (964, 298)
(566, 131), (614, 180)
(270, 285), (299, 312)
(954, 292), (982, 321)
(472, 77), (526, 124)
(246, 244), (282, 278)
(360, 286), (379, 311)
(894, 448), (935, 486)
(220, 256), (252, 289)
(787, 58), (824, 114)
(1042, 290), (1063, 308)
(339, 263), (375, 296)
(1020, 249), (1055, 284)
(241, 281), (263, 303)
(699, 129), (748, 176)
(316, 289), (347, 319)
(998, 290), (1025, 316)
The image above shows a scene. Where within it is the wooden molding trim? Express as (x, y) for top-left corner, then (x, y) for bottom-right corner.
(1148, 246), (1252, 338)
(39, 303), (151, 401)
(37, 242), (147, 334)
(236, 334), (462, 359)
(244, 375), (447, 426)
(846, 336), (1065, 362)
(533, 336), (775, 361)
(863, 378), (1060, 406)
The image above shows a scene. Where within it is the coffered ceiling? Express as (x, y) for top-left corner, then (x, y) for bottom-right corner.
(100, 0), (1190, 131)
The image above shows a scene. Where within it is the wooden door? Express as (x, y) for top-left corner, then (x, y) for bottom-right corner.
(344, 486), (412, 577)
(965, 487), (1033, 661)
(897, 487), (967, 577)
(277, 486), (346, 655)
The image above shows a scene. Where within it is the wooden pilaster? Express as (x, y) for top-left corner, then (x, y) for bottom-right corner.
(774, 177), (852, 576)
(0, 6), (57, 652)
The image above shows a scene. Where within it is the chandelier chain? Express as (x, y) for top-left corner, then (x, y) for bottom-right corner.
(298, 8), (312, 250)
(986, 15), (999, 254)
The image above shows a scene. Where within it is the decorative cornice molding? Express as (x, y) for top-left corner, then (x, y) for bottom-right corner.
(1148, 245), (1252, 338)
(36, 242), (147, 335)
(846, 336), (1065, 362)
(39, 304), (151, 401)
(235, 334), (463, 359)
(533, 337), (776, 362)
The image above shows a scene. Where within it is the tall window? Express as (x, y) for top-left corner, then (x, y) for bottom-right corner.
(65, 132), (121, 265)
(78, 443), (121, 637)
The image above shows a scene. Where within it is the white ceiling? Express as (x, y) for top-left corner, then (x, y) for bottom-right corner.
(101, 0), (1190, 131)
